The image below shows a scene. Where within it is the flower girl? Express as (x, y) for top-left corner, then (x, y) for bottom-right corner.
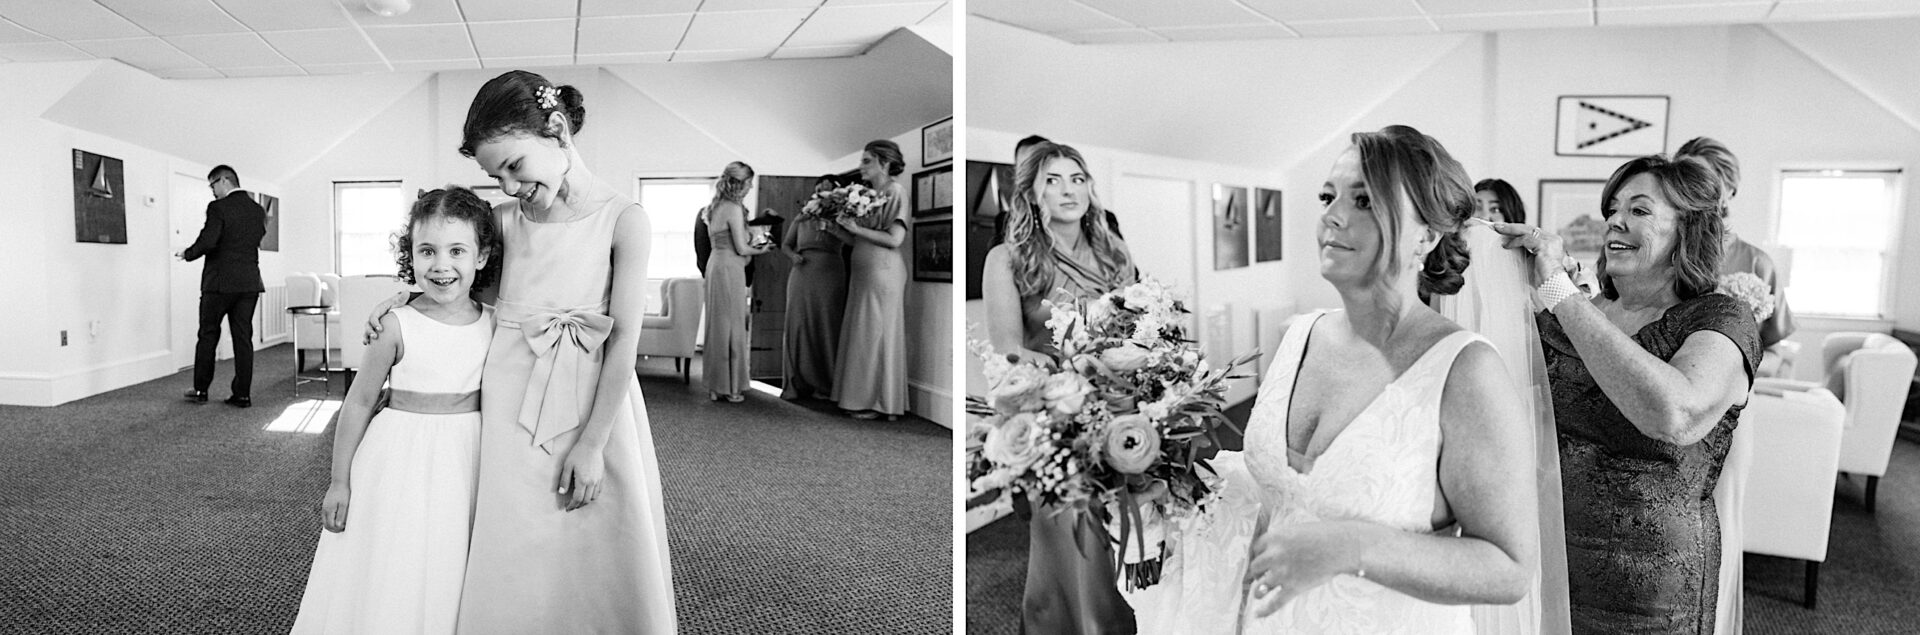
(292, 187), (501, 634)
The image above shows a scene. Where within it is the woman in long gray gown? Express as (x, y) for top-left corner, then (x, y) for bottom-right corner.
(826, 140), (910, 420)
(702, 161), (770, 402)
(780, 176), (847, 401)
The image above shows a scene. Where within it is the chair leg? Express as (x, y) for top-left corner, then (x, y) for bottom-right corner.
(297, 350), (306, 372)
(1866, 475), (1879, 513)
(681, 358), (691, 384)
(1804, 560), (1819, 609)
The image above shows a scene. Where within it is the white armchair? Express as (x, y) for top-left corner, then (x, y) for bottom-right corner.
(336, 275), (413, 381)
(1740, 385), (1846, 609)
(1760, 332), (1918, 512)
(286, 273), (332, 370)
(636, 277), (704, 383)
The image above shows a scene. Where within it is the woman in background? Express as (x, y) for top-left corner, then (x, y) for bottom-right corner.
(825, 140), (910, 420)
(780, 175), (847, 401)
(982, 140), (1138, 634)
(1475, 178), (1528, 225)
(703, 161), (770, 403)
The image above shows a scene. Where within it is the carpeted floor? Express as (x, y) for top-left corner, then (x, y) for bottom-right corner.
(0, 344), (952, 634)
(966, 429), (1920, 634)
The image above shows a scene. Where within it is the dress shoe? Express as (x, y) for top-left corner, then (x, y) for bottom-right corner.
(224, 396), (251, 408)
(184, 390), (208, 403)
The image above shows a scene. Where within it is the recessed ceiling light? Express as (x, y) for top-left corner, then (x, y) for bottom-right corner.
(365, 0), (412, 18)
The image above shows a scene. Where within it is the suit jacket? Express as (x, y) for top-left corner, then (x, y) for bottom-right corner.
(183, 190), (267, 294)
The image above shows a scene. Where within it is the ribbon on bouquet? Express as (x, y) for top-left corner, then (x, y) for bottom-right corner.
(507, 305), (614, 451)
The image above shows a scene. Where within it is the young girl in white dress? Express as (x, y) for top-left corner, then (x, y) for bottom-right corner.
(292, 187), (501, 634)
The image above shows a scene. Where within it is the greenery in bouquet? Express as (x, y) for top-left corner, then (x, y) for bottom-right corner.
(966, 278), (1258, 589)
(799, 182), (887, 224)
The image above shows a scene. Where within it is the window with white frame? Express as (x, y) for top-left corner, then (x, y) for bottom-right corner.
(334, 181), (407, 277)
(638, 178), (715, 282)
(1774, 169), (1904, 319)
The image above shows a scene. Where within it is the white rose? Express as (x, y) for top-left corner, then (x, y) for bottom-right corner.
(1041, 372), (1092, 415)
(1101, 344), (1152, 372)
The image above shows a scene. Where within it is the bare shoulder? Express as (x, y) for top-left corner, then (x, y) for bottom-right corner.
(613, 202), (651, 233)
(985, 243), (1015, 271)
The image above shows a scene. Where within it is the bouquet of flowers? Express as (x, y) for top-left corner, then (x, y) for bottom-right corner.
(799, 182), (887, 225)
(1717, 271), (1775, 323)
(966, 277), (1258, 590)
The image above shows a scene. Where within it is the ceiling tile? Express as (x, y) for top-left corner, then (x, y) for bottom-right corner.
(1237, 0), (1423, 22)
(581, 0), (702, 16)
(1597, 0), (1770, 7)
(1076, 0), (1271, 28)
(212, 0), (355, 31)
(968, 0), (1131, 33)
(390, 58), (483, 71)
(156, 67), (227, 78)
(259, 29), (385, 65)
(301, 61), (392, 75)
(219, 64), (305, 77)
(478, 54), (574, 69)
(1596, 3), (1773, 26)
(672, 47), (778, 62)
(575, 51), (674, 64)
(680, 9), (809, 50)
(364, 23), (474, 61)
(771, 42), (868, 58)
(1152, 24), (1297, 41)
(700, 0), (822, 10)
(166, 32), (291, 67)
(0, 1), (148, 39)
(1420, 0), (1590, 15)
(346, 0), (466, 26)
(457, 0), (576, 22)
(67, 37), (208, 70)
(1286, 17), (1439, 37)
(1056, 28), (1166, 44)
(1769, 0), (1920, 20)
(827, 0), (932, 4)
(785, 3), (941, 46)
(0, 18), (48, 44)
(0, 40), (92, 61)
(1430, 10), (1592, 31)
(96, 0), (250, 36)
(577, 14), (692, 54)
(467, 19), (575, 59)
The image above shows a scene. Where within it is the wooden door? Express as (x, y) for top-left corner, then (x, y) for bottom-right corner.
(750, 175), (818, 382)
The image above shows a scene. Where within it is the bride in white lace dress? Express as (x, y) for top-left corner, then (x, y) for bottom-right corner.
(1125, 125), (1540, 634)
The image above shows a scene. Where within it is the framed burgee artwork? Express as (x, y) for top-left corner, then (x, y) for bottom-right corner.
(1254, 187), (1283, 263)
(964, 160), (1014, 299)
(73, 149), (127, 244)
(1212, 183), (1249, 270)
(255, 192), (281, 252)
(921, 116), (953, 166)
(1537, 179), (1609, 273)
(913, 219), (952, 283)
(1554, 96), (1669, 157)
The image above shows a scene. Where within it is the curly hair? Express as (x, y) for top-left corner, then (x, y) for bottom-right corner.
(1594, 155), (1725, 302)
(393, 187), (503, 293)
(459, 70), (587, 158)
(1350, 125), (1476, 298)
(709, 161), (755, 215)
(1005, 141), (1133, 299)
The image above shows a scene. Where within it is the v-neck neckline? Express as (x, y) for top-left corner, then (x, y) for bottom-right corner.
(1280, 311), (1461, 477)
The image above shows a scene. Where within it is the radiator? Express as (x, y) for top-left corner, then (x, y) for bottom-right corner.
(257, 285), (289, 344)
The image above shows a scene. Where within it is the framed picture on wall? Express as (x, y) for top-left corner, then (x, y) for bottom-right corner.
(1253, 187), (1282, 263)
(913, 218), (953, 283)
(72, 149), (126, 244)
(256, 192), (280, 252)
(964, 160), (1014, 299)
(1554, 95), (1669, 157)
(1212, 183), (1249, 270)
(1537, 179), (1609, 272)
(912, 165), (953, 218)
(921, 116), (953, 166)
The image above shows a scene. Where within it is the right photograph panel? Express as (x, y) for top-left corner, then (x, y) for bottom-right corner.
(962, 3), (1920, 634)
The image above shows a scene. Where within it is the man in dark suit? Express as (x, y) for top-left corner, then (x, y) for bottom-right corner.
(176, 165), (266, 408)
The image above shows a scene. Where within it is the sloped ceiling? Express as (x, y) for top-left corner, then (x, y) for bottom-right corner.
(967, 15), (1469, 171)
(1765, 17), (1920, 134)
(41, 60), (427, 181)
(603, 26), (951, 170)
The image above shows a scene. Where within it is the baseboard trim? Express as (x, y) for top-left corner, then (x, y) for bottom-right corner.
(909, 378), (952, 428)
(0, 350), (175, 407)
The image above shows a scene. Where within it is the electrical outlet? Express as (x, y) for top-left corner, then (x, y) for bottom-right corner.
(89, 320), (100, 341)
(60, 330), (67, 346)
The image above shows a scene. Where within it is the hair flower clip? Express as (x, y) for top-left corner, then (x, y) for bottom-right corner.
(536, 85), (560, 110)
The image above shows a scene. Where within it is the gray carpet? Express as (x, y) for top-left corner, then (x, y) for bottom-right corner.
(966, 424), (1920, 634)
(0, 344), (952, 634)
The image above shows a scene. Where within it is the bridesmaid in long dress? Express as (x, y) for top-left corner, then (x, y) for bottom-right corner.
(780, 176), (847, 401)
(703, 161), (771, 402)
(826, 140), (910, 420)
(982, 140), (1139, 634)
(453, 70), (675, 634)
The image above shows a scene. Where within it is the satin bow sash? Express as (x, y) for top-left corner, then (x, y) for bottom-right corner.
(505, 305), (615, 450)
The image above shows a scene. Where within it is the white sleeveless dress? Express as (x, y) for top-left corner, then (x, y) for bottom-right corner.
(1124, 310), (1481, 634)
(293, 304), (490, 634)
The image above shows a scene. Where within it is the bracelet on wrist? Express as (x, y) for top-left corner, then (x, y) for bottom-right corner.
(1537, 271), (1580, 311)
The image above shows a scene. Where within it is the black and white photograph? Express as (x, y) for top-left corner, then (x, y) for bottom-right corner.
(963, 2), (1920, 634)
(0, 1), (953, 633)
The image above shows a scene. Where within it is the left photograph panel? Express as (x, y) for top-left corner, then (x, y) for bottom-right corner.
(0, 1), (955, 633)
